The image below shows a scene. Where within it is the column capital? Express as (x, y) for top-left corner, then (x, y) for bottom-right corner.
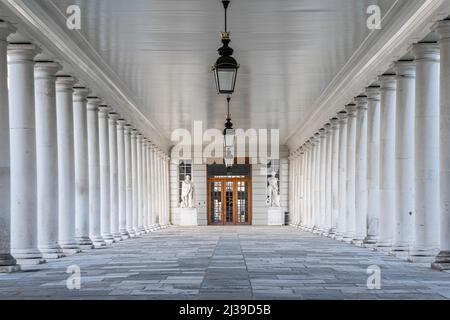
(108, 112), (120, 124)
(365, 86), (381, 101)
(394, 60), (416, 78)
(412, 42), (440, 62)
(434, 20), (450, 43)
(131, 129), (138, 139)
(73, 87), (91, 101)
(324, 123), (332, 135)
(124, 124), (133, 135)
(354, 96), (368, 110)
(137, 134), (143, 143)
(86, 97), (102, 111)
(337, 110), (348, 124)
(0, 20), (16, 41)
(379, 74), (397, 90)
(98, 105), (112, 118)
(56, 75), (77, 92)
(330, 117), (339, 129)
(34, 61), (61, 79)
(117, 119), (126, 129)
(319, 128), (326, 139)
(345, 104), (357, 117)
(7, 43), (41, 62)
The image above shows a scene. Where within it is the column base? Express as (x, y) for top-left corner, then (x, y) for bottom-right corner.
(343, 233), (355, 244)
(363, 236), (379, 248)
(91, 236), (107, 248)
(0, 254), (20, 273)
(102, 233), (115, 244)
(120, 230), (130, 240)
(16, 258), (46, 266)
(432, 251), (450, 271)
(76, 236), (93, 247)
(352, 238), (365, 247)
(60, 242), (82, 255)
(113, 233), (123, 242)
(0, 265), (21, 273)
(408, 247), (440, 263)
(390, 245), (411, 259)
(39, 245), (64, 259)
(375, 241), (392, 253)
(79, 244), (94, 250)
(334, 233), (345, 241)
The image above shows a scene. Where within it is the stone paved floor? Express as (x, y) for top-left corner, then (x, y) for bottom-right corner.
(1, 226), (450, 300)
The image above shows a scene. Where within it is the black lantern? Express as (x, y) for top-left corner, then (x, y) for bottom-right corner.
(223, 96), (235, 168)
(212, 0), (239, 95)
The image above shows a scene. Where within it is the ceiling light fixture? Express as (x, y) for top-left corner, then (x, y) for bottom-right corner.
(212, 0), (239, 95)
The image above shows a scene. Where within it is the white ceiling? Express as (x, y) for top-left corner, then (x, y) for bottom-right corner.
(1, 0), (417, 147)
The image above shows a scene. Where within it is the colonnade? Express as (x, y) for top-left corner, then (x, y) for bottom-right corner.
(289, 20), (450, 270)
(0, 20), (170, 272)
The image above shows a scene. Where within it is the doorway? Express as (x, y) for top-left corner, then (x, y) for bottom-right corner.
(207, 176), (252, 225)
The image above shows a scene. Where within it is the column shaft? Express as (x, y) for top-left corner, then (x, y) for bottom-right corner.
(34, 62), (63, 259)
(434, 21), (450, 270)
(336, 111), (348, 240)
(117, 120), (129, 238)
(378, 75), (397, 250)
(109, 113), (121, 241)
(125, 126), (135, 236)
(410, 43), (441, 262)
(87, 98), (105, 247)
(354, 97), (369, 245)
(330, 118), (340, 237)
(8, 43), (43, 263)
(0, 22), (19, 272)
(393, 61), (416, 256)
(131, 131), (139, 233)
(99, 106), (114, 243)
(344, 104), (357, 243)
(56, 76), (80, 254)
(73, 87), (93, 247)
(364, 87), (381, 245)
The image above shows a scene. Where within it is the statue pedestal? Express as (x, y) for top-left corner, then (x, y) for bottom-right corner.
(267, 207), (284, 226)
(176, 208), (198, 226)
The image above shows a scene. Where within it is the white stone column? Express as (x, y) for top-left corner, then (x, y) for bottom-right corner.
(98, 106), (114, 244)
(392, 61), (416, 257)
(117, 119), (129, 239)
(137, 134), (145, 234)
(149, 144), (158, 229)
(0, 21), (19, 273)
(364, 86), (381, 246)
(344, 104), (357, 243)
(109, 112), (121, 241)
(131, 130), (139, 234)
(298, 151), (304, 226)
(336, 111), (348, 240)
(146, 140), (153, 232)
(86, 97), (105, 248)
(124, 125), (135, 237)
(318, 128), (327, 234)
(164, 155), (170, 226)
(155, 150), (161, 226)
(301, 146), (309, 228)
(434, 21), (450, 270)
(312, 134), (321, 231)
(323, 123), (333, 235)
(142, 138), (149, 232)
(410, 43), (441, 262)
(330, 117), (340, 237)
(56, 75), (80, 254)
(308, 137), (317, 231)
(305, 140), (314, 230)
(354, 96), (369, 246)
(34, 62), (63, 259)
(377, 75), (397, 250)
(73, 87), (93, 248)
(8, 43), (44, 264)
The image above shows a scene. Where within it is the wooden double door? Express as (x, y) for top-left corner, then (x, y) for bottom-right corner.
(207, 176), (252, 225)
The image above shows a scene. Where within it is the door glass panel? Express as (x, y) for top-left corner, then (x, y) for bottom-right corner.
(225, 181), (234, 223)
(210, 181), (222, 224)
(237, 181), (249, 223)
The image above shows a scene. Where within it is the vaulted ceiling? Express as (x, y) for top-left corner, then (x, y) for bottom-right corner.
(2, 0), (449, 151)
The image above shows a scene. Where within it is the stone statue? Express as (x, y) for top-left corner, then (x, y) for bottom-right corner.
(267, 171), (281, 207)
(180, 175), (195, 208)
